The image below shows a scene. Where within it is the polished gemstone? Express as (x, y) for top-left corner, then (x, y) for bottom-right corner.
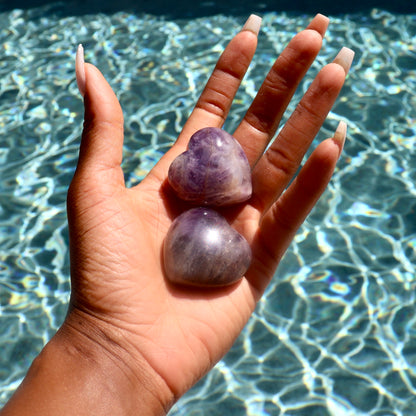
(163, 208), (252, 287)
(168, 127), (252, 206)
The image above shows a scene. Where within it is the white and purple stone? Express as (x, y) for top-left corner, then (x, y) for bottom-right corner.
(168, 127), (252, 207)
(163, 208), (252, 287)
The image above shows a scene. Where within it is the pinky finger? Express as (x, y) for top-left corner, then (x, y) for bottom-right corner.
(249, 121), (347, 292)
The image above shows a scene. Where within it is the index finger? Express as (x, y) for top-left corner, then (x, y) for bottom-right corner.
(179, 15), (261, 145)
(147, 15), (260, 183)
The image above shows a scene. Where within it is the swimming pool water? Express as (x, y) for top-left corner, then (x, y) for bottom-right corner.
(0, 4), (416, 415)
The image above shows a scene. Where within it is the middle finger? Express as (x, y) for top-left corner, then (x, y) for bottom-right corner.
(233, 13), (329, 166)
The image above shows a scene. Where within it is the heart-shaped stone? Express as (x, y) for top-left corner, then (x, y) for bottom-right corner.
(168, 127), (252, 206)
(163, 208), (252, 287)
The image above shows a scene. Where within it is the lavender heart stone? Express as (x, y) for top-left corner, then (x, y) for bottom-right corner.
(163, 207), (252, 287)
(168, 127), (252, 206)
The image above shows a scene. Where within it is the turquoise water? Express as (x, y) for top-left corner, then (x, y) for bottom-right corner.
(1, 4), (416, 415)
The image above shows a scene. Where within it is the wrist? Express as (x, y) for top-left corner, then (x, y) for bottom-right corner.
(2, 308), (174, 416)
(59, 308), (174, 415)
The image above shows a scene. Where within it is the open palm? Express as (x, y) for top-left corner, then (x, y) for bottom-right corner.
(66, 14), (351, 410)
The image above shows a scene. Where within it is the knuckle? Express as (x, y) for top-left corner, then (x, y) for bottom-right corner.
(264, 143), (299, 180)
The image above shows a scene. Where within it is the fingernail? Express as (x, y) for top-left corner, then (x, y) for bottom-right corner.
(76, 44), (86, 97)
(241, 14), (262, 36)
(314, 12), (329, 21)
(311, 13), (330, 27)
(333, 120), (347, 152)
(333, 47), (355, 75)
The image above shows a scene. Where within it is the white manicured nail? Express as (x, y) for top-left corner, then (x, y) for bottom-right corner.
(333, 47), (355, 75)
(241, 14), (262, 36)
(75, 44), (86, 97)
(333, 120), (347, 152)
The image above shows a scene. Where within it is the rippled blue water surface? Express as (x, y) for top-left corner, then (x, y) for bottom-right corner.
(1, 3), (416, 415)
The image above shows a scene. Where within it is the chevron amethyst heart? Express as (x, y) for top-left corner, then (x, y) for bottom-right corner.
(168, 127), (252, 206)
(163, 208), (252, 287)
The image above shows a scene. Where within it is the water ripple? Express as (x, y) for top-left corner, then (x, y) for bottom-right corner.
(0, 6), (416, 415)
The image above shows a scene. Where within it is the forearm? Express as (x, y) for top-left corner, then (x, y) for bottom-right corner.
(1, 313), (173, 416)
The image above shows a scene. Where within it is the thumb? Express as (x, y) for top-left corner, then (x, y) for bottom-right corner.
(75, 45), (124, 174)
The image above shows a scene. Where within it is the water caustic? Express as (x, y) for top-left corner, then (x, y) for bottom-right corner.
(1, 6), (416, 414)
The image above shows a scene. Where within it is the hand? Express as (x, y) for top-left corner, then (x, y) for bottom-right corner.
(1, 14), (353, 416)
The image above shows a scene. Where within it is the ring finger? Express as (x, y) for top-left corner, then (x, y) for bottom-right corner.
(250, 47), (354, 214)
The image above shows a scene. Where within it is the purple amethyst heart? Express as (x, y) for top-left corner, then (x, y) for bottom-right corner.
(168, 127), (252, 206)
(163, 207), (252, 287)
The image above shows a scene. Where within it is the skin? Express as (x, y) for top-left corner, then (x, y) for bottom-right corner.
(1, 14), (352, 416)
